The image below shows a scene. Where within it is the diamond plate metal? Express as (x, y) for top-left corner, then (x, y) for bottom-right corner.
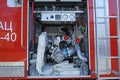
(95, 0), (111, 74)
(0, 62), (24, 77)
(98, 59), (111, 74)
(96, 0), (104, 7)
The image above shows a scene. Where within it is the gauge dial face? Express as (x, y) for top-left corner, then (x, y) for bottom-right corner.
(62, 14), (68, 20)
(69, 14), (75, 20)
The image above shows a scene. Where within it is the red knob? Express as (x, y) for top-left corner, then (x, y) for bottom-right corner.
(64, 35), (69, 40)
(75, 38), (81, 44)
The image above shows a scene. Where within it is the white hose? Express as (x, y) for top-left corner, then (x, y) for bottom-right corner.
(60, 70), (80, 76)
(36, 32), (53, 76)
(54, 62), (80, 76)
(75, 44), (87, 62)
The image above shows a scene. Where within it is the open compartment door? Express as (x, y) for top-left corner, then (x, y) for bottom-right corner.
(95, 0), (120, 79)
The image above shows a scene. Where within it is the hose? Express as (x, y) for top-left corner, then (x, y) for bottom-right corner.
(36, 32), (53, 76)
(75, 44), (87, 62)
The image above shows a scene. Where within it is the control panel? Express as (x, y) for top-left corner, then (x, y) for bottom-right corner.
(41, 12), (76, 22)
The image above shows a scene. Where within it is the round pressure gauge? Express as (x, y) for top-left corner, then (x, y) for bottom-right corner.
(62, 14), (68, 20)
(69, 14), (75, 20)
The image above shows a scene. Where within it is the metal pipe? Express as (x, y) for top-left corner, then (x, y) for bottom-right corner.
(75, 44), (87, 62)
(34, 11), (84, 13)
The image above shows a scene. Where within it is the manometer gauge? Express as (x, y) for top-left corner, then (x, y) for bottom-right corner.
(62, 14), (68, 20)
(69, 14), (75, 20)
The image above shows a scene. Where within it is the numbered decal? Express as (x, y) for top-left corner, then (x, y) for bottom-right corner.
(0, 21), (17, 42)
(1, 33), (17, 42)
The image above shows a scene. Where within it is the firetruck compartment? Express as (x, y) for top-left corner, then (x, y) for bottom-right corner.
(28, 0), (90, 77)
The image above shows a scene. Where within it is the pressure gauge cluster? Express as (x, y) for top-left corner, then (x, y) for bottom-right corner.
(41, 12), (76, 22)
(62, 13), (75, 21)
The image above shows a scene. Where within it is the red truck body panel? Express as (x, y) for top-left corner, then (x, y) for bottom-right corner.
(0, 0), (119, 79)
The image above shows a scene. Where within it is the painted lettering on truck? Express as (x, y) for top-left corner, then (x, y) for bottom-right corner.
(0, 21), (17, 42)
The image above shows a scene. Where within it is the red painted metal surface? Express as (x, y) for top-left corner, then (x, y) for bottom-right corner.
(0, 0), (96, 79)
(0, 0), (27, 61)
(0, 0), (27, 78)
(109, 0), (119, 76)
(88, 0), (96, 78)
(0, 0), (119, 79)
